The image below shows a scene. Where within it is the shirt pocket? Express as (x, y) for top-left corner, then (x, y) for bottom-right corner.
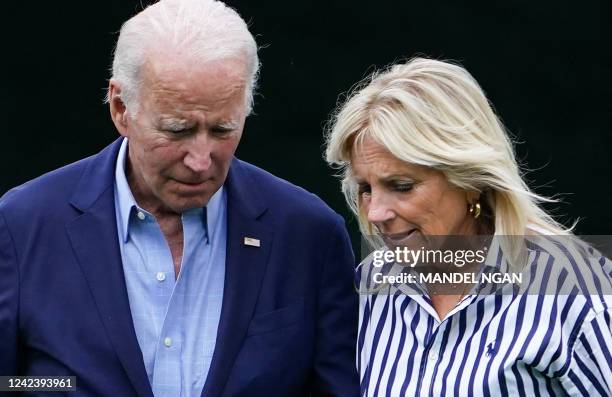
(246, 298), (305, 336)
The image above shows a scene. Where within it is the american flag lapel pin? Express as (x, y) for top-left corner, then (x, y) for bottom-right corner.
(244, 237), (261, 247)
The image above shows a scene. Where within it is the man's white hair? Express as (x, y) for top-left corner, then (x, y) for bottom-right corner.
(108, 0), (259, 114)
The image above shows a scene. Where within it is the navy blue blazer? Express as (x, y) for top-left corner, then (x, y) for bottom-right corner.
(0, 139), (359, 397)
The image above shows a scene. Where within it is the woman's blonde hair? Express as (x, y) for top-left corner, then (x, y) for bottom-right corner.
(325, 57), (573, 267)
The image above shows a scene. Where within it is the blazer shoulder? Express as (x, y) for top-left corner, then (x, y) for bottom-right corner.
(235, 159), (344, 225)
(0, 155), (93, 216)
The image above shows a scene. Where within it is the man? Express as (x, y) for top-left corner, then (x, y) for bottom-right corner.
(0, 0), (358, 396)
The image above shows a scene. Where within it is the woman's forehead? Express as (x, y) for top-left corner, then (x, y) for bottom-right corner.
(352, 146), (417, 178)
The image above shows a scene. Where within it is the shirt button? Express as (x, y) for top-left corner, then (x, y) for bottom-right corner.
(137, 211), (146, 220)
(164, 337), (172, 347)
(429, 352), (438, 361)
(156, 272), (166, 282)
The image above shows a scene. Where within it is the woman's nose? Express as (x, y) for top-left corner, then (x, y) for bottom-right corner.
(366, 192), (395, 224)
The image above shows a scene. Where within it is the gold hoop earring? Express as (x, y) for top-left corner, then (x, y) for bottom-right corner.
(468, 202), (481, 219)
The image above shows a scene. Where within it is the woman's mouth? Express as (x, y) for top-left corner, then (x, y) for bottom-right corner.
(381, 229), (416, 246)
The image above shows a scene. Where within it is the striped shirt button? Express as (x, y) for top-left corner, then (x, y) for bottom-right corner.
(156, 272), (166, 282)
(164, 337), (172, 347)
(428, 352), (439, 361)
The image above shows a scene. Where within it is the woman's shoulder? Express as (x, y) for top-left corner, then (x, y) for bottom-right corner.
(522, 234), (612, 313)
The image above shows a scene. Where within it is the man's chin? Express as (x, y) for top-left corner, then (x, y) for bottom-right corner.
(159, 182), (221, 212)
(163, 194), (213, 213)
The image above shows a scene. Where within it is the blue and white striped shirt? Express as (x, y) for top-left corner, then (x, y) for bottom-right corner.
(114, 138), (226, 397)
(357, 236), (612, 396)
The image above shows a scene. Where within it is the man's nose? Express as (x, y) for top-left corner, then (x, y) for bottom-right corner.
(366, 191), (394, 224)
(183, 134), (212, 173)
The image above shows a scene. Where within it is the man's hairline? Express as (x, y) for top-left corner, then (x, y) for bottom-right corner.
(116, 51), (254, 119)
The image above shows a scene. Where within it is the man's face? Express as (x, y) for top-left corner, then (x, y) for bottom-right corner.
(118, 56), (248, 214)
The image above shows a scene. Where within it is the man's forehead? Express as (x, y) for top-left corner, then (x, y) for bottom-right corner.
(140, 59), (247, 103)
(142, 48), (249, 83)
(137, 58), (247, 107)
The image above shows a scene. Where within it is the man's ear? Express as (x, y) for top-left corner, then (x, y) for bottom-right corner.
(108, 80), (130, 137)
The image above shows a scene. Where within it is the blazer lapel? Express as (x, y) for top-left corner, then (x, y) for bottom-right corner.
(66, 139), (153, 397)
(202, 159), (273, 397)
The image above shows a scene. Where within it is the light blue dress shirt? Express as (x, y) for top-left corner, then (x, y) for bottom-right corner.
(113, 138), (226, 397)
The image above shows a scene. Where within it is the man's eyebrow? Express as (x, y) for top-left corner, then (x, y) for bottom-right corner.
(157, 118), (194, 129)
(215, 120), (240, 129)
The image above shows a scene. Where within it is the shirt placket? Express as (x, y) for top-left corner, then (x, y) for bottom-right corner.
(145, 212), (183, 397)
(415, 317), (441, 396)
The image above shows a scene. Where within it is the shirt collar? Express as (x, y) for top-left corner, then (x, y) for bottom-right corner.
(364, 236), (509, 295)
(114, 137), (222, 243)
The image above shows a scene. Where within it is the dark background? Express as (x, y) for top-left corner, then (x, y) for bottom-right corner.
(4, 1), (609, 248)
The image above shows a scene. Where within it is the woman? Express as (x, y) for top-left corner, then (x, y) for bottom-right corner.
(325, 58), (612, 396)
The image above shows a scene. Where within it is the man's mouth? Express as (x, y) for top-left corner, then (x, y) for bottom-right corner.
(173, 178), (209, 186)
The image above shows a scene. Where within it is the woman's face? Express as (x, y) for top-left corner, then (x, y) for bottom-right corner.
(351, 137), (478, 248)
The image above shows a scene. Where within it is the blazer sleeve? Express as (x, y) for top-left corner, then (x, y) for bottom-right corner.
(0, 210), (19, 375)
(311, 215), (360, 397)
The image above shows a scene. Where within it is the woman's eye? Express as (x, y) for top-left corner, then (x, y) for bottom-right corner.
(358, 184), (371, 195)
(393, 182), (413, 192)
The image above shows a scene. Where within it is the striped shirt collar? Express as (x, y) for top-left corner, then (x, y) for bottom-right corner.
(361, 236), (512, 299)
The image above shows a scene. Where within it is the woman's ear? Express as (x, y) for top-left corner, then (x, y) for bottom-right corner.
(466, 190), (481, 205)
